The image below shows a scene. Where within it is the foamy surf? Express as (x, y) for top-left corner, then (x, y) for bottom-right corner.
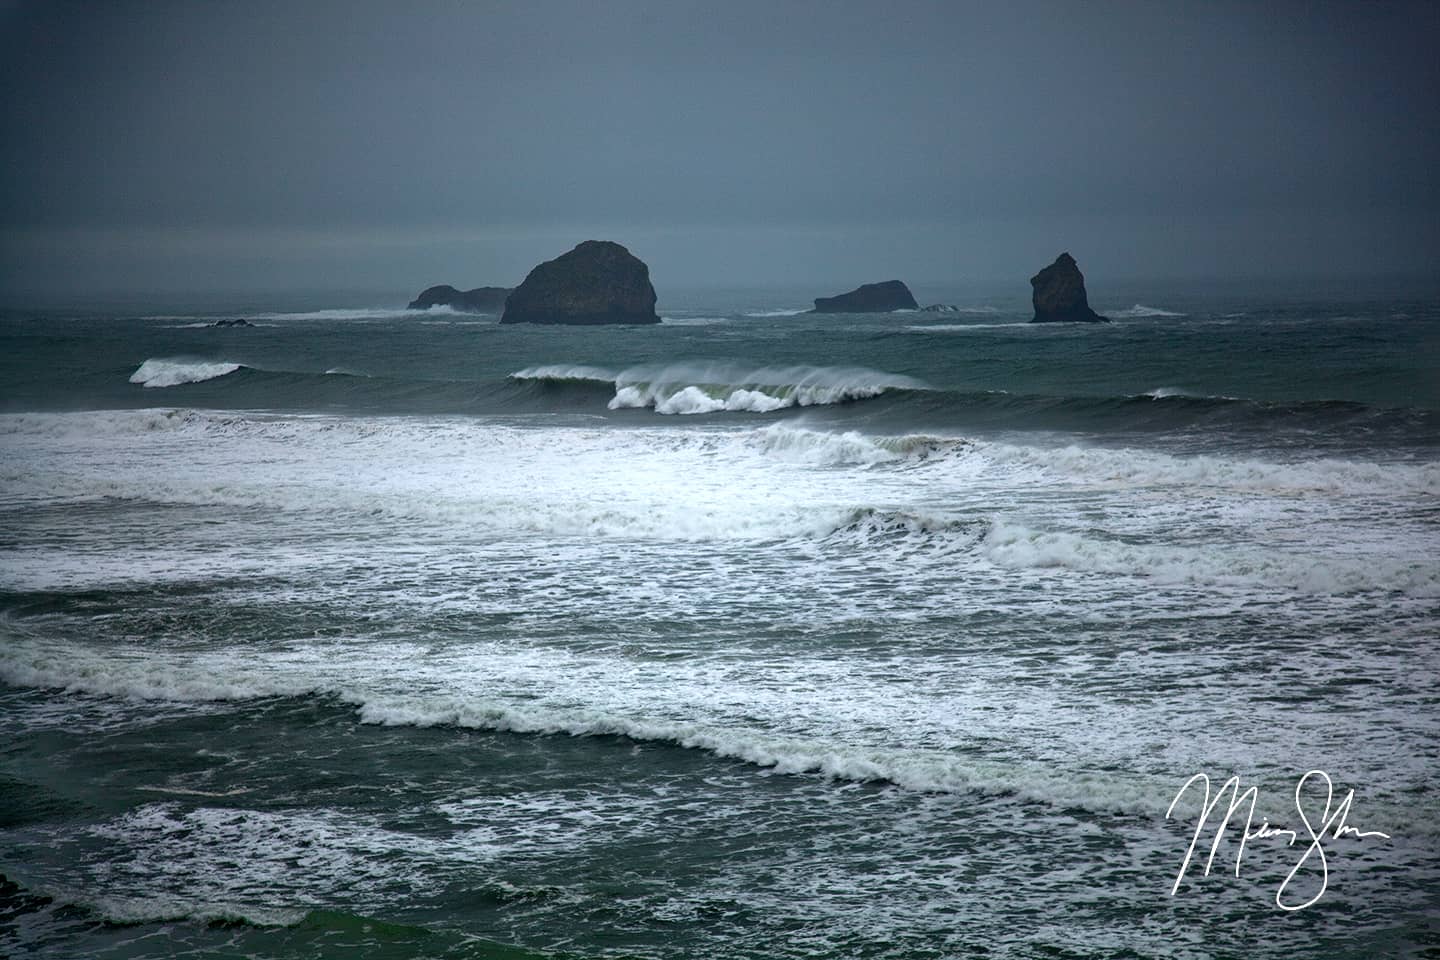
(511, 362), (928, 414)
(605, 363), (928, 415)
(129, 358), (243, 388)
(0, 635), (1167, 816)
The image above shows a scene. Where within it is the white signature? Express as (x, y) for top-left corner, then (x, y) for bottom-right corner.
(1166, 770), (1391, 911)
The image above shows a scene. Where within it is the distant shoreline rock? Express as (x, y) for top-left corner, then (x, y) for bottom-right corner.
(1029, 253), (1108, 323)
(501, 241), (659, 325)
(406, 285), (512, 313)
(211, 318), (254, 327)
(920, 304), (958, 313)
(810, 280), (918, 313)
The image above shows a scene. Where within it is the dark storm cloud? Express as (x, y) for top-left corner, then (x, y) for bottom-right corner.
(1, 0), (1436, 292)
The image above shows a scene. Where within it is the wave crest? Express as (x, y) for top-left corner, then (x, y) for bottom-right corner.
(752, 423), (959, 466)
(510, 362), (927, 415)
(129, 358), (242, 388)
(606, 363), (928, 415)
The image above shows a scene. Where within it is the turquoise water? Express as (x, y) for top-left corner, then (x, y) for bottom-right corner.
(1, 282), (1437, 957)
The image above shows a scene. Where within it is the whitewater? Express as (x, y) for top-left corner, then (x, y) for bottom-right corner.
(1, 286), (1437, 960)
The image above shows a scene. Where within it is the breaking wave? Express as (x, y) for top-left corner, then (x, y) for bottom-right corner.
(512, 362), (929, 415)
(509, 364), (616, 385)
(750, 423), (959, 466)
(129, 358), (243, 388)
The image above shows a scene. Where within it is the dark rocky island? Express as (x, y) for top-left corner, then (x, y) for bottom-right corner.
(501, 241), (659, 325)
(1029, 253), (1108, 323)
(407, 285), (512, 313)
(810, 280), (918, 313)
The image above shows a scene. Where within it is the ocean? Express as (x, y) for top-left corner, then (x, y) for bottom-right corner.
(1, 280), (1437, 958)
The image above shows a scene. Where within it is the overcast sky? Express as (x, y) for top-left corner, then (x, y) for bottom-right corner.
(1, 0), (1436, 296)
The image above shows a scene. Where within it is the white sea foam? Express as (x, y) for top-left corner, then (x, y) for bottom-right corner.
(128, 358), (243, 388)
(604, 363), (928, 415)
(751, 423), (954, 466)
(0, 635), (1166, 815)
(1107, 304), (1186, 318)
(511, 362), (927, 414)
(353, 695), (1167, 812)
(905, 322), (1036, 332)
(918, 306), (1002, 316)
(12, 627), (1425, 828)
(979, 520), (1440, 595)
(971, 439), (1440, 496)
(742, 308), (807, 317)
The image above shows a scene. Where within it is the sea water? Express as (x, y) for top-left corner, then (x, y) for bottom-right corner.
(1, 281), (1437, 958)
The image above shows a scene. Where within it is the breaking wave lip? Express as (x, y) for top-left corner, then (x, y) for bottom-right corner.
(509, 364), (618, 385)
(743, 308), (807, 317)
(510, 362), (929, 415)
(608, 363), (930, 415)
(661, 315), (730, 325)
(1107, 304), (1186, 318)
(129, 358), (243, 388)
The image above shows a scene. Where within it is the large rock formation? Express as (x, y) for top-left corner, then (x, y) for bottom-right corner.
(1029, 253), (1108, 323)
(500, 241), (659, 325)
(407, 285), (512, 313)
(810, 280), (918, 313)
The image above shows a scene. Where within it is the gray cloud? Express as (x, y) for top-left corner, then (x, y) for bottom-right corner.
(2, 0), (1436, 294)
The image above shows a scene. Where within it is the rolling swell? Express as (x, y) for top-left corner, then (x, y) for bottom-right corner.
(95, 357), (1440, 447)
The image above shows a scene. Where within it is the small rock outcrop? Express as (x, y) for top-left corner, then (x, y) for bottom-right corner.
(1030, 253), (1108, 323)
(501, 241), (659, 325)
(407, 285), (512, 313)
(810, 280), (918, 313)
(920, 304), (959, 313)
(211, 318), (254, 328)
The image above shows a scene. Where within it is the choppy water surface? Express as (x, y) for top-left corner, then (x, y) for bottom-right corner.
(1, 285), (1437, 958)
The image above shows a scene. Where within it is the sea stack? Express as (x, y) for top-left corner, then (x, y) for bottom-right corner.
(500, 241), (659, 325)
(407, 285), (512, 313)
(811, 280), (918, 313)
(1030, 253), (1108, 323)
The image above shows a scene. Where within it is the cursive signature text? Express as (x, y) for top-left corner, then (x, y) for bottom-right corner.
(1166, 769), (1391, 911)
